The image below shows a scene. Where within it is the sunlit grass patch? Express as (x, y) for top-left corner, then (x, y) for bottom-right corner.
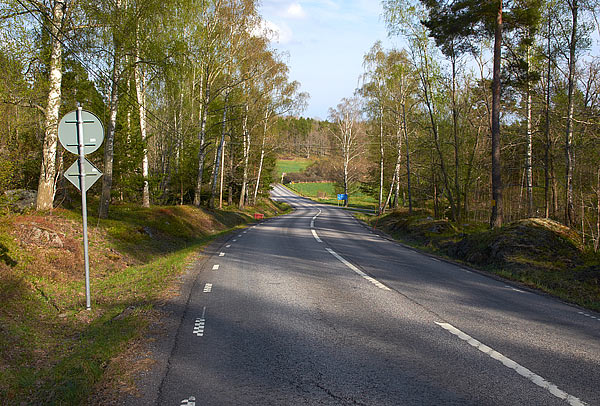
(275, 158), (313, 178)
(287, 182), (377, 210)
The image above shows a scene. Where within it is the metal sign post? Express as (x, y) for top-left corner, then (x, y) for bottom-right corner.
(76, 108), (92, 310)
(59, 107), (104, 310)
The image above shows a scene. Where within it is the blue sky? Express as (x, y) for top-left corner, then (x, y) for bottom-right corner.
(258, 0), (397, 119)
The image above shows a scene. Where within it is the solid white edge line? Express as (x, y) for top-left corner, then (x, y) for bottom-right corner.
(326, 248), (391, 291)
(435, 322), (587, 406)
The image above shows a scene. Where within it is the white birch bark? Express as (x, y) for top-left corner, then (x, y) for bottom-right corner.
(526, 67), (534, 217)
(239, 103), (250, 208)
(99, 7), (122, 218)
(253, 108), (269, 205)
(135, 32), (150, 208)
(36, 0), (65, 210)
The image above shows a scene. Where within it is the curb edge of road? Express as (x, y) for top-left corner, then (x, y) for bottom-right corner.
(350, 214), (599, 316)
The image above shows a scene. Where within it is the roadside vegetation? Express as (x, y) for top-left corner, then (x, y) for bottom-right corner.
(0, 199), (290, 405)
(357, 209), (600, 312)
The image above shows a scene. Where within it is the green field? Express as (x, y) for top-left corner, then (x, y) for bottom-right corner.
(275, 158), (313, 178)
(287, 182), (377, 210)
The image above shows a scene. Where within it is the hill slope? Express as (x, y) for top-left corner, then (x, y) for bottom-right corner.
(0, 199), (288, 404)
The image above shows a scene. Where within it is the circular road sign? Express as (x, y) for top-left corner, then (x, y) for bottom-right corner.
(58, 110), (104, 155)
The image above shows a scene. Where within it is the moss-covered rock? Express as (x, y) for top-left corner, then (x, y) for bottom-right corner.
(449, 218), (582, 270)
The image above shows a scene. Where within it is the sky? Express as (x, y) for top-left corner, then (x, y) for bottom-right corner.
(258, 0), (397, 120)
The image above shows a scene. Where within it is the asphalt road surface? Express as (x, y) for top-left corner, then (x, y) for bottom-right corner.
(157, 185), (599, 405)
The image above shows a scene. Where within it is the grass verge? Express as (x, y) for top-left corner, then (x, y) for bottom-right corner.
(0, 198), (291, 405)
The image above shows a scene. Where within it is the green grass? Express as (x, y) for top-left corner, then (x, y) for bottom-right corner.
(287, 182), (377, 210)
(0, 198), (292, 404)
(275, 158), (313, 178)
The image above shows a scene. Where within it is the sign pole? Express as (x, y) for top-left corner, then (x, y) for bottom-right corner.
(76, 107), (92, 310)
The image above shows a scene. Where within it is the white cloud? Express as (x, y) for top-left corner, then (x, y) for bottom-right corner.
(251, 19), (293, 44)
(285, 3), (307, 19)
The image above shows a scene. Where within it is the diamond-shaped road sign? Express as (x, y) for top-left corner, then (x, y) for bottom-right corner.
(64, 158), (103, 192)
(58, 110), (104, 155)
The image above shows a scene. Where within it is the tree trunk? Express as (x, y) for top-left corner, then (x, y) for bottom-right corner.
(451, 53), (461, 222)
(227, 141), (233, 206)
(525, 46), (534, 218)
(194, 69), (208, 206)
(378, 105), (384, 214)
(490, 1), (504, 228)
(99, 31), (121, 219)
(343, 155), (349, 207)
(239, 104), (250, 208)
(565, 0), (578, 226)
(219, 139), (226, 209)
(210, 92), (228, 208)
(387, 118), (403, 211)
(253, 108), (268, 205)
(135, 31), (150, 208)
(36, 0), (65, 211)
(595, 167), (600, 252)
(403, 102), (412, 213)
(421, 52), (456, 220)
(544, 15), (552, 219)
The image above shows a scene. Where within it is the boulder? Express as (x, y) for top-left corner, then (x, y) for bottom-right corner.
(19, 224), (64, 248)
(3, 189), (37, 212)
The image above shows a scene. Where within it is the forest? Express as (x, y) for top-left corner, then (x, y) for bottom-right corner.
(274, 0), (600, 251)
(0, 0), (307, 217)
(2, 0), (600, 248)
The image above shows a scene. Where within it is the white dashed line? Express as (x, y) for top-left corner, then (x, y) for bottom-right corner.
(311, 209), (322, 229)
(326, 248), (391, 291)
(578, 311), (600, 322)
(180, 396), (196, 406)
(505, 285), (525, 293)
(435, 322), (587, 406)
(311, 229), (323, 243)
(226, 245), (231, 248)
(212, 264), (219, 270)
(219, 252), (225, 257)
(203, 283), (212, 293)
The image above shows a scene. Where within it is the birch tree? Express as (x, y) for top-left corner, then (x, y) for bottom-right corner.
(35, 0), (67, 210)
(328, 97), (364, 207)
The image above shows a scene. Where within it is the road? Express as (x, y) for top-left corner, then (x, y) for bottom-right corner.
(157, 185), (599, 405)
